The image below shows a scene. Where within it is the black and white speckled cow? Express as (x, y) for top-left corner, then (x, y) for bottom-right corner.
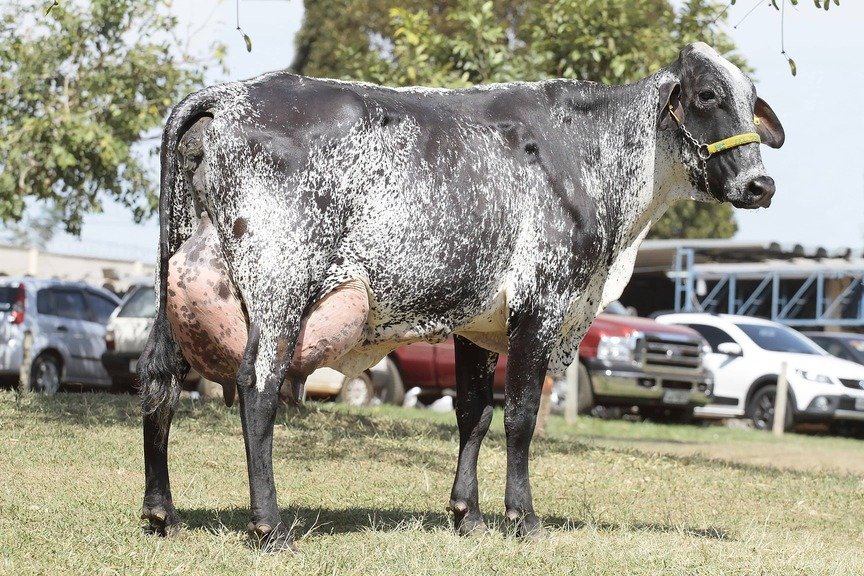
(138, 42), (784, 550)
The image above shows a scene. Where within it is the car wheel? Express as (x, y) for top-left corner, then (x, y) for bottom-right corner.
(110, 378), (133, 394)
(338, 372), (376, 406)
(371, 358), (405, 405)
(642, 406), (694, 424)
(31, 354), (62, 395)
(576, 363), (593, 415)
(550, 363), (594, 415)
(197, 378), (224, 400)
(747, 384), (793, 431)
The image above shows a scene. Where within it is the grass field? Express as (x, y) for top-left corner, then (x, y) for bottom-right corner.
(3, 391), (864, 575)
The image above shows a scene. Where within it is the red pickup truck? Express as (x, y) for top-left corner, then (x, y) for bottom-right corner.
(388, 302), (713, 420)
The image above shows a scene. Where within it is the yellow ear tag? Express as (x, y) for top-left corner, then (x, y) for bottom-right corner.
(753, 116), (762, 126)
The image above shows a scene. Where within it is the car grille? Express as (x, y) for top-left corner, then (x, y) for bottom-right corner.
(640, 333), (703, 374)
(840, 378), (864, 390)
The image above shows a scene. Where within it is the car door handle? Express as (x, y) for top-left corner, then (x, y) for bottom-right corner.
(56, 325), (69, 333)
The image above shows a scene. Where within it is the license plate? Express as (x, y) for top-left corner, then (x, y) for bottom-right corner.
(855, 398), (864, 411)
(129, 359), (137, 373)
(663, 389), (690, 405)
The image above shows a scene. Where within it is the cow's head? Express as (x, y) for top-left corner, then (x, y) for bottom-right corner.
(658, 42), (784, 209)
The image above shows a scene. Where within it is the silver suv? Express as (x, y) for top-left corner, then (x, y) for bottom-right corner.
(0, 278), (121, 394)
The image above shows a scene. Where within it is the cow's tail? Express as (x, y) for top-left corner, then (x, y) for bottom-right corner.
(139, 89), (220, 432)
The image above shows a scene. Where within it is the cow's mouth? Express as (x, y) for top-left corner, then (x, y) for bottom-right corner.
(731, 195), (772, 210)
(729, 175), (775, 209)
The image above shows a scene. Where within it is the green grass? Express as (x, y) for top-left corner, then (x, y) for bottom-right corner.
(2, 391), (864, 575)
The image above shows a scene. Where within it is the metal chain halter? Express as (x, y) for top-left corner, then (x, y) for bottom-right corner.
(667, 103), (762, 197)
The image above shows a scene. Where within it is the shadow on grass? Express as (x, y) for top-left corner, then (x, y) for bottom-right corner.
(4, 389), (143, 428)
(175, 506), (732, 542)
(7, 391), (826, 481)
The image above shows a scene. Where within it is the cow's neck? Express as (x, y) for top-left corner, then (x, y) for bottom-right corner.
(561, 70), (696, 313)
(573, 72), (687, 257)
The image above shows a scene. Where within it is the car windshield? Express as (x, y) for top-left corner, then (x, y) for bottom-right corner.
(0, 286), (17, 312)
(735, 322), (824, 355)
(845, 338), (864, 363)
(118, 287), (156, 318)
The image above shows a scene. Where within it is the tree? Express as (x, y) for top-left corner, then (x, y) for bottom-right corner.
(0, 201), (64, 249)
(292, 0), (743, 239)
(0, 0), (219, 235)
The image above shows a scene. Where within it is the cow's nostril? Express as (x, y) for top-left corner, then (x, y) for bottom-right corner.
(747, 175), (775, 205)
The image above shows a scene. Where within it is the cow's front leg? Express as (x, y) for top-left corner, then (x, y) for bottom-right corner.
(236, 326), (296, 553)
(449, 335), (498, 536)
(503, 310), (555, 539)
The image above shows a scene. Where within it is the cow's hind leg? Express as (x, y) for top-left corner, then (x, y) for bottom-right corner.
(234, 323), (297, 552)
(138, 313), (189, 536)
(449, 335), (497, 536)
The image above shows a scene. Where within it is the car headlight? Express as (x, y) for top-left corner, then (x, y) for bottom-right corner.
(794, 368), (834, 384)
(596, 333), (640, 365)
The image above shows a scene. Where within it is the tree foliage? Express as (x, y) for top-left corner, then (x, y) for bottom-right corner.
(293, 0), (743, 239)
(0, 0), (216, 235)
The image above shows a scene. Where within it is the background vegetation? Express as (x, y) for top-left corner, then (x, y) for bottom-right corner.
(0, 0), (218, 236)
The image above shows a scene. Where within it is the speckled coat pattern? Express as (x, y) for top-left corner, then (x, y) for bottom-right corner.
(164, 71), (696, 391)
(139, 43), (784, 547)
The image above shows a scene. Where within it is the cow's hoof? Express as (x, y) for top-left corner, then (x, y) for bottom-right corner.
(248, 522), (297, 553)
(456, 516), (488, 537)
(505, 510), (547, 540)
(449, 500), (488, 537)
(141, 504), (182, 537)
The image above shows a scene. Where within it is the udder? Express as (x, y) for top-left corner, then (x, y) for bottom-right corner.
(166, 213), (370, 405)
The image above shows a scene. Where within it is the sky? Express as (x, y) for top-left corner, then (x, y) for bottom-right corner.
(45, 0), (864, 262)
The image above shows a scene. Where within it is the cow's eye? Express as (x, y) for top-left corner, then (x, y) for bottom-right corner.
(698, 89), (717, 103)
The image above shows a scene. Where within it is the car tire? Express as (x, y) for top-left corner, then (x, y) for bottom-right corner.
(30, 354), (62, 395)
(577, 363), (594, 415)
(642, 406), (694, 424)
(550, 363), (594, 415)
(371, 358), (405, 406)
(338, 372), (376, 406)
(747, 384), (793, 431)
(110, 378), (133, 394)
(197, 378), (223, 400)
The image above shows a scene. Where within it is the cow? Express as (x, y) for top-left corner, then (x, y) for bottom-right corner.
(137, 42), (784, 551)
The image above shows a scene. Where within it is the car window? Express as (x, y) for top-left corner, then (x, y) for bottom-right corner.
(0, 286), (17, 312)
(685, 324), (736, 352)
(39, 288), (86, 321)
(735, 322), (823, 355)
(118, 287), (156, 318)
(844, 339), (864, 364)
(84, 291), (118, 324)
(812, 338), (852, 361)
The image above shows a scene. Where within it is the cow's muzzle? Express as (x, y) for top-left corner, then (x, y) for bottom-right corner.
(733, 175), (775, 209)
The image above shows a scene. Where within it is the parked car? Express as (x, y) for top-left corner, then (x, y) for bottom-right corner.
(101, 284), (400, 405)
(803, 332), (864, 367)
(656, 313), (864, 430)
(101, 284), (213, 394)
(0, 277), (121, 394)
(390, 302), (713, 421)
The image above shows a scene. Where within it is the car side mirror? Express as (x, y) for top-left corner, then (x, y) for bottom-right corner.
(717, 342), (743, 356)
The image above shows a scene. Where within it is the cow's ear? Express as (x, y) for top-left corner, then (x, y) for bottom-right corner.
(658, 80), (683, 131)
(754, 97), (785, 148)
